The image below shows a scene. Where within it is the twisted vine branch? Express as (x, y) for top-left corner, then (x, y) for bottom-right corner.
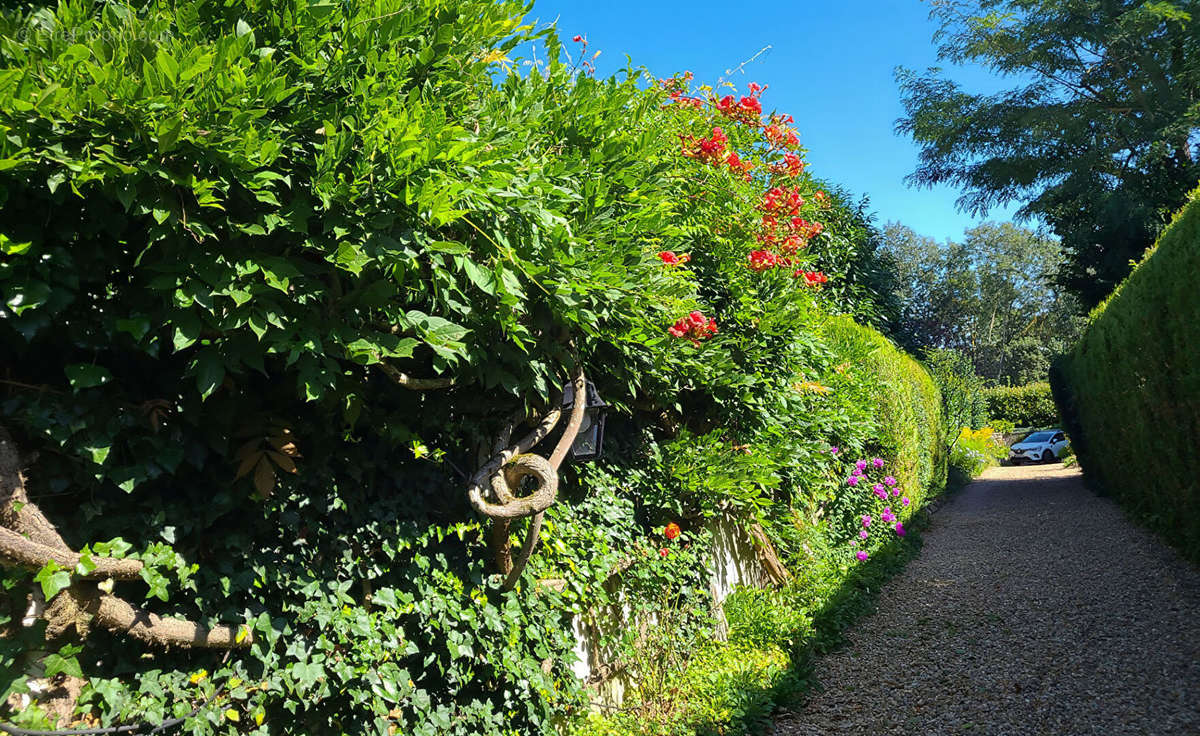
(375, 360), (456, 390)
(0, 425), (250, 649)
(468, 365), (588, 590)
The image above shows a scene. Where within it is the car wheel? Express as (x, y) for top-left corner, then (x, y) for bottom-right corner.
(1040, 450), (1054, 463)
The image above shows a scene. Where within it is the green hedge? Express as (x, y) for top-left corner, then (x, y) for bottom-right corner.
(982, 382), (1058, 428)
(1052, 185), (1200, 561)
(821, 317), (947, 507)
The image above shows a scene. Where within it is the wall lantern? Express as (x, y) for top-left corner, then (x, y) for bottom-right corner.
(561, 379), (608, 461)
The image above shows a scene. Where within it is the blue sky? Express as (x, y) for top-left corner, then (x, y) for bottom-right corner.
(525, 0), (1028, 243)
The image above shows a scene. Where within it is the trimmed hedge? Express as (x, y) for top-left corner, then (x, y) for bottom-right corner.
(1051, 184), (1200, 561)
(821, 317), (947, 507)
(982, 382), (1058, 428)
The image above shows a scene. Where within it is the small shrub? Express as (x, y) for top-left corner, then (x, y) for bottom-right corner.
(950, 426), (1008, 478)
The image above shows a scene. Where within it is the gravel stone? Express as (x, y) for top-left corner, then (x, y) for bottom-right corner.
(772, 463), (1200, 736)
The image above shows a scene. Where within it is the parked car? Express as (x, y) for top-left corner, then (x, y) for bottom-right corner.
(1007, 430), (1069, 464)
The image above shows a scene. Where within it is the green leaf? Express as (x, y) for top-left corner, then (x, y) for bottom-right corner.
(425, 240), (470, 255)
(4, 281), (50, 315)
(92, 538), (132, 558)
(333, 243), (370, 275)
(179, 53), (213, 82)
(194, 349), (225, 400)
(33, 561), (71, 601)
(43, 651), (83, 679)
(409, 312), (469, 360)
(457, 256), (496, 295)
(115, 317), (151, 341)
(0, 234), (32, 255)
(74, 550), (97, 576)
(172, 311), (202, 351)
(65, 364), (113, 390)
(85, 445), (111, 465)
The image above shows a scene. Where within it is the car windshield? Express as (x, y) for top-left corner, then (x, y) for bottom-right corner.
(1022, 432), (1054, 443)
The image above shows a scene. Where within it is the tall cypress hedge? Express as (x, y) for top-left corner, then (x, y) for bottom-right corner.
(1051, 185), (1200, 560)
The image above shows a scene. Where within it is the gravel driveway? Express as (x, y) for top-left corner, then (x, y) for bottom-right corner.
(772, 463), (1200, 736)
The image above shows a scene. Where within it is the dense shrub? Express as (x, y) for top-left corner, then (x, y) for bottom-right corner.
(0, 2), (949, 734)
(982, 382), (1058, 428)
(1051, 185), (1200, 562)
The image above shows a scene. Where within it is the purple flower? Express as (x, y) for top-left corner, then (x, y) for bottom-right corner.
(829, 446), (840, 454)
(872, 457), (885, 468)
(874, 488), (888, 500)
(851, 467), (863, 477)
(846, 476), (859, 486)
(856, 550), (869, 561)
(850, 539), (858, 546)
(892, 488), (902, 497)
(901, 497), (910, 507)
(859, 530), (868, 539)
(861, 515), (871, 527)
(883, 476), (897, 487)
(855, 459), (868, 471)
(873, 484), (885, 494)
(894, 522), (906, 537)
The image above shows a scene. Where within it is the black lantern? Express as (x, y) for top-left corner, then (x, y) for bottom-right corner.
(561, 379), (608, 460)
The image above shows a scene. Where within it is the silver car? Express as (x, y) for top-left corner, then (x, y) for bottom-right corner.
(1007, 430), (1069, 464)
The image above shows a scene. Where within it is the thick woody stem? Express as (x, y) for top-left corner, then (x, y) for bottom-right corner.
(501, 366), (588, 591)
(0, 423), (251, 650)
(0, 527), (143, 579)
(747, 521), (791, 585)
(376, 361), (455, 390)
(89, 591), (250, 649)
(0, 427), (69, 551)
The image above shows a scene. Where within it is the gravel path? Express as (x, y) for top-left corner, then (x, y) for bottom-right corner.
(773, 463), (1200, 736)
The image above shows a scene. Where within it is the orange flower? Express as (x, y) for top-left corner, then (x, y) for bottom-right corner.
(664, 522), (681, 540)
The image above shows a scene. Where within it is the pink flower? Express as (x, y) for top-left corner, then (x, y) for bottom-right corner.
(856, 550), (869, 561)
(851, 467), (863, 477)
(855, 459), (868, 471)
(893, 488), (902, 497)
(894, 522), (906, 537)
(883, 476), (897, 487)
(829, 446), (840, 454)
(859, 530), (868, 539)
(850, 539), (858, 546)
(872, 458), (884, 468)
(901, 497), (910, 507)
(874, 488), (888, 500)
(846, 476), (859, 486)
(861, 515), (871, 528)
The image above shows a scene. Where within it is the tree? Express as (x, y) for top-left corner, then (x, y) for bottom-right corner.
(881, 221), (1082, 384)
(897, 0), (1200, 309)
